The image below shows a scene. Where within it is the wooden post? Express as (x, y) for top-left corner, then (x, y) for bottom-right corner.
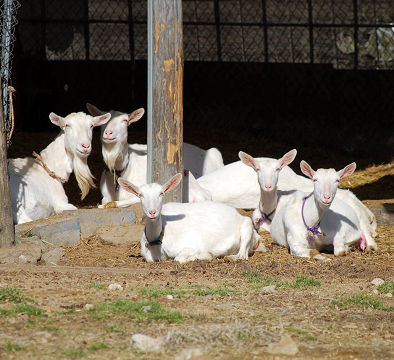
(147, 0), (184, 203)
(0, 79), (14, 246)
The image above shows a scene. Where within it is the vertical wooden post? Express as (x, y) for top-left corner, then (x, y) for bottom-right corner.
(0, 79), (14, 246)
(147, 0), (184, 203)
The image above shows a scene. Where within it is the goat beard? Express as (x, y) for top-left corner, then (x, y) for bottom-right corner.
(102, 141), (124, 171)
(72, 155), (96, 200)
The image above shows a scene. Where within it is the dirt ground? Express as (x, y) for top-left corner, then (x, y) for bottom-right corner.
(1, 128), (393, 359)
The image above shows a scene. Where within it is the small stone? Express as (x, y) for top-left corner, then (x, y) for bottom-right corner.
(262, 285), (276, 293)
(143, 305), (152, 313)
(42, 247), (65, 265)
(267, 334), (299, 356)
(108, 283), (123, 291)
(372, 289), (379, 295)
(131, 334), (164, 352)
(313, 254), (331, 262)
(18, 255), (28, 264)
(166, 295), (174, 300)
(371, 278), (385, 286)
(84, 304), (94, 310)
(175, 348), (204, 360)
(346, 313), (363, 319)
(384, 293), (393, 298)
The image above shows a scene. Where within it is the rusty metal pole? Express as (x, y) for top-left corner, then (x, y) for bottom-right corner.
(147, 0), (184, 202)
(0, 78), (14, 246)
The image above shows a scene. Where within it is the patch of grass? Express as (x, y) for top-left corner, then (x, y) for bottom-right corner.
(189, 285), (239, 297)
(88, 300), (183, 323)
(5, 343), (22, 352)
(242, 272), (320, 290)
(377, 281), (394, 295)
(0, 287), (27, 303)
(281, 275), (321, 289)
(105, 325), (124, 334)
(0, 304), (43, 317)
(14, 304), (42, 316)
(88, 342), (109, 351)
(41, 325), (59, 332)
(88, 282), (105, 290)
(286, 327), (316, 341)
(139, 286), (186, 298)
(63, 348), (86, 358)
(139, 285), (238, 298)
(333, 293), (387, 310)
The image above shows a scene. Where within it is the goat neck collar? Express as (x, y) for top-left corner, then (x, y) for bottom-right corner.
(256, 204), (275, 227)
(105, 161), (129, 192)
(144, 227), (165, 248)
(32, 151), (67, 184)
(301, 192), (322, 243)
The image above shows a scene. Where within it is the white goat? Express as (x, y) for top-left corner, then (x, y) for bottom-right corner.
(195, 156), (377, 251)
(118, 174), (263, 263)
(270, 161), (367, 257)
(238, 149), (298, 232)
(9, 111), (111, 224)
(86, 103), (223, 207)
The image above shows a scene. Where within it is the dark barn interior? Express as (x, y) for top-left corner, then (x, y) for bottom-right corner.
(6, 0), (394, 205)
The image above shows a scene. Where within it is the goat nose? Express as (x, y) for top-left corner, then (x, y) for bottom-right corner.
(149, 210), (156, 217)
(105, 130), (113, 136)
(265, 184), (272, 189)
(323, 194), (331, 202)
(81, 143), (91, 149)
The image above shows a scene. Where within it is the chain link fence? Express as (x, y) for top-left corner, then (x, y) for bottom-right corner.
(11, 0), (394, 158)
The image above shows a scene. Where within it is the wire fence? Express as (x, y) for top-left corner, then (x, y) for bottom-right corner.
(17, 0), (394, 69)
(0, 0), (19, 146)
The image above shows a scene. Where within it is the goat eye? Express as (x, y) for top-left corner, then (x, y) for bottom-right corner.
(90, 124), (94, 128)
(160, 192), (164, 197)
(313, 179), (318, 182)
(138, 194), (144, 199)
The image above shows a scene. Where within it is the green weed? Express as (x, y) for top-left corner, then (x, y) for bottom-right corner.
(333, 293), (387, 310)
(88, 300), (183, 323)
(63, 348), (85, 358)
(0, 287), (27, 303)
(377, 280), (394, 295)
(88, 282), (105, 290)
(5, 342), (22, 352)
(139, 286), (186, 298)
(88, 342), (109, 351)
(242, 272), (320, 289)
(286, 327), (316, 341)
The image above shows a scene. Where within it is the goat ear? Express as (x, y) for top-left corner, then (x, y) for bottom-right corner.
(92, 113), (111, 127)
(86, 103), (105, 116)
(279, 149), (297, 169)
(300, 160), (315, 179)
(162, 173), (182, 194)
(49, 112), (66, 128)
(337, 162), (356, 179)
(128, 108), (145, 125)
(118, 177), (140, 197)
(239, 151), (260, 171)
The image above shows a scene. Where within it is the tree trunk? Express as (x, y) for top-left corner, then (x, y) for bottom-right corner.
(0, 79), (14, 246)
(148, 0), (184, 203)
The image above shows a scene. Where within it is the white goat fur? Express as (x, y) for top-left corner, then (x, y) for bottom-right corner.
(270, 161), (366, 257)
(239, 149), (298, 232)
(195, 156), (377, 250)
(9, 111), (111, 224)
(86, 103), (223, 207)
(118, 174), (263, 263)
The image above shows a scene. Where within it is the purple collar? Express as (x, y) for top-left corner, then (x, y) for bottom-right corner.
(302, 193), (322, 243)
(256, 206), (275, 227)
(105, 162), (128, 191)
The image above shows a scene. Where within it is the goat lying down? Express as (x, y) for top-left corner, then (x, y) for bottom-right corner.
(194, 155), (377, 251)
(118, 174), (264, 263)
(270, 161), (366, 257)
(9, 111), (111, 224)
(86, 103), (224, 207)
